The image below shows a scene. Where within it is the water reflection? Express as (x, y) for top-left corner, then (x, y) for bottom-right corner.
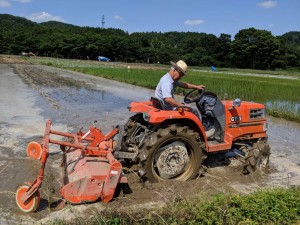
(39, 86), (133, 132)
(266, 100), (300, 119)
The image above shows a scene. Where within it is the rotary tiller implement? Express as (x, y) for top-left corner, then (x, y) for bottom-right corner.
(16, 119), (127, 213)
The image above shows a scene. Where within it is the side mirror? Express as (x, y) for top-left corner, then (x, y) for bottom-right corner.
(229, 98), (241, 111)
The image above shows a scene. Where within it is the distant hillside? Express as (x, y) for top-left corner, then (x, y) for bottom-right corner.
(282, 31), (300, 45)
(40, 21), (78, 29)
(0, 14), (299, 69)
(0, 13), (36, 28)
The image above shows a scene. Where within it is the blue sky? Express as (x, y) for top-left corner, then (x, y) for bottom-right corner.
(0, 0), (299, 38)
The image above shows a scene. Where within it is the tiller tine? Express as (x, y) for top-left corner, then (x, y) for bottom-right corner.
(16, 119), (127, 213)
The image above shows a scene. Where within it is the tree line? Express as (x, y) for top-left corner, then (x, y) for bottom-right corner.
(0, 14), (299, 70)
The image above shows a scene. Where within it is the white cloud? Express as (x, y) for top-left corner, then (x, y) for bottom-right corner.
(0, 0), (32, 7)
(114, 15), (123, 20)
(184, 19), (204, 26)
(257, 1), (277, 9)
(268, 24), (274, 27)
(0, 0), (11, 7)
(11, 0), (32, 2)
(27, 12), (65, 23)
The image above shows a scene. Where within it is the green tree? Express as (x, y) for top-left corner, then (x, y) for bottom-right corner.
(230, 28), (280, 69)
(1, 14), (299, 70)
(279, 32), (300, 68)
(216, 33), (231, 67)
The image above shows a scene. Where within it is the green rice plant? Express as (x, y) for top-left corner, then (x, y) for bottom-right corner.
(48, 187), (300, 225)
(68, 67), (164, 90)
(182, 71), (300, 121)
(266, 100), (300, 122)
(28, 57), (300, 122)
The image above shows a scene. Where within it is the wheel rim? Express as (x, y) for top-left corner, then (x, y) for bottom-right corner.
(26, 142), (42, 160)
(152, 139), (195, 180)
(15, 183), (39, 213)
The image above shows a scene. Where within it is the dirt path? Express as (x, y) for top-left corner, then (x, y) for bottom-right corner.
(0, 63), (299, 224)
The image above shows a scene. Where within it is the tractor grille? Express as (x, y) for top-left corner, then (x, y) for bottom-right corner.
(249, 109), (265, 119)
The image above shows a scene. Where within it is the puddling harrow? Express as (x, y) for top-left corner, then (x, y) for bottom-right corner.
(16, 119), (127, 213)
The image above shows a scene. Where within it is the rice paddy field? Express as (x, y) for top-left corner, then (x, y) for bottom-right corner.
(4, 56), (298, 225)
(28, 57), (300, 122)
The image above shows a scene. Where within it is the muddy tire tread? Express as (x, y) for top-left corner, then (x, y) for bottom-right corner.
(141, 125), (204, 182)
(244, 140), (270, 174)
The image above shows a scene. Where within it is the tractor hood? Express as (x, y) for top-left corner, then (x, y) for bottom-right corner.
(222, 100), (266, 123)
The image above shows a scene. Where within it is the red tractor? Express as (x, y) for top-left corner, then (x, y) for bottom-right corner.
(15, 90), (270, 212)
(115, 90), (270, 182)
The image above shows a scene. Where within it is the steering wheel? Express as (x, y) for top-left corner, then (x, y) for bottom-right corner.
(184, 89), (205, 104)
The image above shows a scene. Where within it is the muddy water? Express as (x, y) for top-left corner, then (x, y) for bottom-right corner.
(0, 64), (46, 224)
(267, 117), (300, 186)
(0, 64), (299, 224)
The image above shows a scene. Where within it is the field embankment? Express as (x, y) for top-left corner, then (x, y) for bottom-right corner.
(50, 187), (300, 225)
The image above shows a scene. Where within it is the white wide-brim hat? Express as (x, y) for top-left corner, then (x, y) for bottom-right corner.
(171, 60), (188, 75)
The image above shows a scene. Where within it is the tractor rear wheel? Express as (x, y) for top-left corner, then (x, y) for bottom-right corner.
(244, 140), (270, 174)
(142, 125), (204, 182)
(15, 182), (40, 213)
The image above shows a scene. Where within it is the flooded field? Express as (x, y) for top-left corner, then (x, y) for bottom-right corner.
(0, 63), (299, 224)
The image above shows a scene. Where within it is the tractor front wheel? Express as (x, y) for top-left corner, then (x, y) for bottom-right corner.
(15, 183), (40, 213)
(244, 140), (270, 174)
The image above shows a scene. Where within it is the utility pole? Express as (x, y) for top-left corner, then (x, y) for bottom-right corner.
(101, 15), (105, 28)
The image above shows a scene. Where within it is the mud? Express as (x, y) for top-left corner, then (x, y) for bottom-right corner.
(0, 62), (299, 224)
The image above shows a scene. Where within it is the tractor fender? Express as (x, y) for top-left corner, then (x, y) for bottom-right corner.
(128, 102), (209, 149)
(147, 110), (209, 149)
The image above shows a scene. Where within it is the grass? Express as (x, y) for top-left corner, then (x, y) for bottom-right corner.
(48, 187), (300, 225)
(28, 57), (300, 122)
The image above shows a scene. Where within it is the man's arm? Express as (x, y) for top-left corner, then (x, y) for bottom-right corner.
(178, 81), (205, 90)
(164, 97), (184, 107)
(165, 82), (205, 107)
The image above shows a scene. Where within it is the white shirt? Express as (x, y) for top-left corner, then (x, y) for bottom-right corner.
(155, 73), (180, 110)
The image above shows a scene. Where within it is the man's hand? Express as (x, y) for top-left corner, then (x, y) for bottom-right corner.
(195, 84), (205, 90)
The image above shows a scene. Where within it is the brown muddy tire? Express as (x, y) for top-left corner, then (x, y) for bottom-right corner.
(141, 125), (204, 182)
(244, 140), (271, 174)
(121, 113), (144, 149)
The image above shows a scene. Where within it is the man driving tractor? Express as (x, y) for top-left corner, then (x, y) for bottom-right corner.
(155, 60), (215, 137)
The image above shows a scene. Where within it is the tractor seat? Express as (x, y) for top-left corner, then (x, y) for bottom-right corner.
(150, 97), (164, 110)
